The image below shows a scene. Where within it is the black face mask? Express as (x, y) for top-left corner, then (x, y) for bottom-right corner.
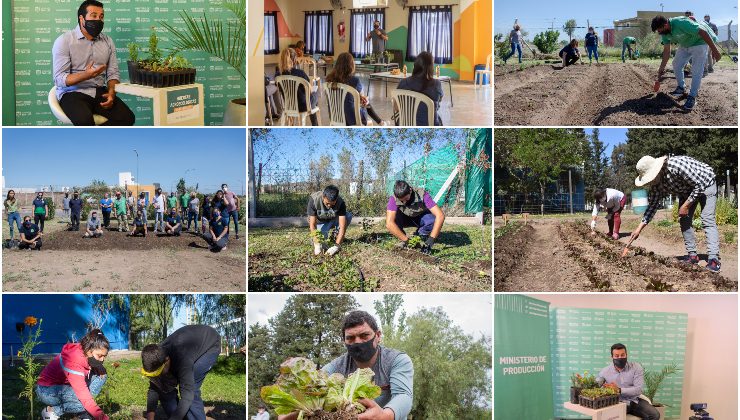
(613, 357), (628, 369)
(23, 221), (31, 227)
(374, 25), (380, 29)
(82, 18), (104, 38)
(346, 334), (377, 363)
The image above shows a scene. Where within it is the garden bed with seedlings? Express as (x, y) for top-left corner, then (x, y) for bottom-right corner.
(495, 219), (736, 292)
(248, 221), (491, 292)
(494, 63), (738, 126)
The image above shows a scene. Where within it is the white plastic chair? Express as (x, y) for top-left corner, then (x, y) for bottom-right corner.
(275, 75), (321, 126)
(296, 57), (321, 97)
(48, 86), (108, 125)
(326, 83), (363, 126)
(391, 90), (435, 126)
(475, 53), (492, 88)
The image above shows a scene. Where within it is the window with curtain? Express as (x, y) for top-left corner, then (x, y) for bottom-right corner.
(406, 6), (453, 64)
(304, 11), (334, 55)
(264, 12), (279, 55)
(349, 9), (385, 58)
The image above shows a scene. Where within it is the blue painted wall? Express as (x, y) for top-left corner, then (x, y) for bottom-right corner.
(2, 294), (129, 355)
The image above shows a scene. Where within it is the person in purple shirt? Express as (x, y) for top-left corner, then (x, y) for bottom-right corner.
(597, 343), (659, 420)
(385, 180), (446, 255)
(51, 0), (135, 126)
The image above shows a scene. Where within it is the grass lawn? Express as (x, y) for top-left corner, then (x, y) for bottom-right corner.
(2, 355), (246, 420)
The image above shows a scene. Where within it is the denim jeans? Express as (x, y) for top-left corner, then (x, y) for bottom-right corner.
(316, 212), (354, 239)
(36, 374), (106, 416)
(679, 182), (719, 260)
(187, 210), (199, 230)
(158, 351), (220, 420)
(155, 212), (165, 232)
(226, 210), (239, 235)
(504, 42), (522, 63)
(673, 44), (709, 98)
(621, 43), (634, 62)
(586, 45), (599, 62)
(7, 211), (21, 239)
(394, 212), (436, 236)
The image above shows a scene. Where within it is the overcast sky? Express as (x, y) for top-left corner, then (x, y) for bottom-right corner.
(248, 293), (492, 340)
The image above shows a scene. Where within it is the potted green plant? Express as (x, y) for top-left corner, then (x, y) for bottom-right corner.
(569, 370), (598, 404)
(578, 387), (619, 409)
(644, 363), (679, 419)
(159, 0), (246, 125)
(127, 42), (141, 84)
(129, 27), (197, 88)
(382, 50), (393, 65)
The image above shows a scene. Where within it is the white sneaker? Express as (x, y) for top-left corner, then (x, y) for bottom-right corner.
(41, 408), (60, 420)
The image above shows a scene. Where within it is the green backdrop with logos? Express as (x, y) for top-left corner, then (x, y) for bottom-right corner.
(494, 294), (554, 420)
(550, 307), (687, 419)
(8, 0), (244, 126)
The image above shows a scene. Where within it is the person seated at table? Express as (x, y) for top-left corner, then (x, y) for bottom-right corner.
(294, 40), (305, 58)
(396, 51), (443, 126)
(51, 0), (135, 126)
(326, 52), (384, 126)
(278, 48), (319, 126)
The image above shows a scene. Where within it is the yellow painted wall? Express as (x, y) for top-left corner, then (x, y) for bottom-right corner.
(248, 0), (266, 125)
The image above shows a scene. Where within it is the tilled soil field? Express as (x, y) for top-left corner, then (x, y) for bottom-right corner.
(495, 221), (736, 292)
(494, 63), (738, 126)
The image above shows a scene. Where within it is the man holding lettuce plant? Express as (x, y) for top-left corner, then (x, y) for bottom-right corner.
(278, 311), (413, 420)
(307, 185), (352, 257)
(596, 343), (660, 420)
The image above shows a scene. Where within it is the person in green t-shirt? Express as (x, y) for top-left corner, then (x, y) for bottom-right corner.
(651, 15), (722, 111)
(167, 192), (178, 215)
(179, 191), (190, 220)
(621, 36), (636, 62)
(112, 191), (129, 232)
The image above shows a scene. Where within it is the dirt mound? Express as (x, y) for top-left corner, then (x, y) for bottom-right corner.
(494, 223), (534, 288)
(494, 63), (737, 126)
(495, 220), (736, 292)
(43, 227), (244, 252)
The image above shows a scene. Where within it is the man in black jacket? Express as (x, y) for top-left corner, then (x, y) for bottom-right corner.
(140, 325), (221, 420)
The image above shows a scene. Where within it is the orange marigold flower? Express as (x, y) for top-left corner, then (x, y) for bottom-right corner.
(113, 362), (121, 368)
(24, 316), (37, 327)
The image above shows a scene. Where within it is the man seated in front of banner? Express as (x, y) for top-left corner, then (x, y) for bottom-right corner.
(596, 343), (660, 420)
(51, 0), (135, 126)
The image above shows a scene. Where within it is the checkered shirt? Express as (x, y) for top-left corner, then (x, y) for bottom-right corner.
(642, 155), (715, 224)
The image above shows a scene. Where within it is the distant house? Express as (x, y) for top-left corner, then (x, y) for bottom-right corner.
(125, 184), (160, 207)
(613, 10), (684, 45)
(2, 295), (129, 355)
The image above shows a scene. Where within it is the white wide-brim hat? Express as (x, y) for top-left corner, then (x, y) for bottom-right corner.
(635, 155), (667, 187)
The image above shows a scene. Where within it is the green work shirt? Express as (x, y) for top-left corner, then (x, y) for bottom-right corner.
(661, 16), (718, 47)
(167, 196), (178, 209)
(4, 200), (18, 213)
(622, 36), (636, 46)
(113, 197), (127, 214)
(180, 193), (190, 207)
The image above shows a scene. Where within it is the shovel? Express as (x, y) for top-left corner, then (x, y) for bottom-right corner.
(621, 237), (636, 258)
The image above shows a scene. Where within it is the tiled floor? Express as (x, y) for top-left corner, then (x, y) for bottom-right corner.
(265, 67), (492, 126)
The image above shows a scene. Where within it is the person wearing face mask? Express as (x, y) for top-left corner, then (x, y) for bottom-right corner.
(307, 185), (351, 256)
(84, 211), (104, 238)
(51, 1), (135, 126)
(651, 14), (721, 111)
(254, 405), (270, 420)
(33, 192), (49, 233)
(37, 329), (111, 420)
(200, 194), (212, 235)
(69, 192), (84, 231)
(153, 189), (166, 233)
(137, 192), (149, 231)
(63, 192), (72, 223)
(140, 325), (221, 420)
(167, 192), (179, 218)
(221, 184), (240, 239)
(112, 191), (129, 232)
(280, 311), (413, 420)
(204, 208), (229, 251)
(4, 190), (22, 242)
(385, 180), (445, 255)
(584, 27), (599, 64)
(703, 15), (719, 74)
(128, 210), (148, 237)
(99, 193), (112, 229)
(366, 20), (389, 55)
(164, 209), (182, 236)
(19, 216), (44, 250)
(596, 343), (659, 420)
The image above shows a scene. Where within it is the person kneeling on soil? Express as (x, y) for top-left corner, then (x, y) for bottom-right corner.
(652, 14), (721, 111)
(307, 185), (352, 256)
(278, 311), (413, 420)
(128, 211), (148, 237)
(37, 329), (111, 420)
(386, 180), (445, 255)
(84, 211), (104, 238)
(164, 209), (182, 236)
(596, 343), (659, 420)
(141, 325), (221, 420)
(591, 188), (626, 240)
(203, 208), (229, 251)
(19, 215), (43, 250)
(112, 191), (129, 232)
(629, 155), (721, 273)
(559, 40), (581, 67)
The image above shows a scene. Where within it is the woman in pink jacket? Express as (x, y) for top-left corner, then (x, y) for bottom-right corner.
(36, 329), (111, 420)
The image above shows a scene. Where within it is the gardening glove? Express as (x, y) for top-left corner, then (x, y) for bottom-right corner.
(313, 243), (323, 255)
(590, 220), (596, 230)
(421, 236), (436, 255)
(395, 240), (408, 249)
(327, 245), (340, 256)
(87, 357), (107, 376)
